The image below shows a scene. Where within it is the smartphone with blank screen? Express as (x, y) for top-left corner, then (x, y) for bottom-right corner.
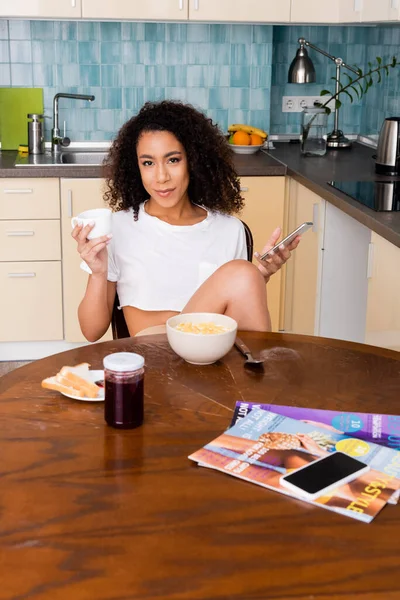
(279, 451), (370, 501)
(259, 221), (313, 260)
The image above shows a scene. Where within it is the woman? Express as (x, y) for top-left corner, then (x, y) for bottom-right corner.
(73, 100), (299, 341)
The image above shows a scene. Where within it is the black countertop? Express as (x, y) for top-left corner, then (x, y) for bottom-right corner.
(2, 143), (400, 249)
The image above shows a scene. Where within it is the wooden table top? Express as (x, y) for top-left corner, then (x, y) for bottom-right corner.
(1, 332), (400, 600)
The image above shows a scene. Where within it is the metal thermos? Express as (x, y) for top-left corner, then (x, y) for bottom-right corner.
(27, 113), (45, 155)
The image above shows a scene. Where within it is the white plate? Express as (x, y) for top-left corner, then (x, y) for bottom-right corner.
(61, 369), (105, 402)
(229, 144), (264, 154)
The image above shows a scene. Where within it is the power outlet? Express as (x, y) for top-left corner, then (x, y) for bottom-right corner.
(282, 95), (336, 113)
(282, 96), (298, 112)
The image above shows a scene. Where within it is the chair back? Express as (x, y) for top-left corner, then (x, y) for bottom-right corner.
(111, 219), (253, 339)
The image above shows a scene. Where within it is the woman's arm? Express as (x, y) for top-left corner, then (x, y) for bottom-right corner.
(72, 222), (115, 342)
(78, 278), (116, 342)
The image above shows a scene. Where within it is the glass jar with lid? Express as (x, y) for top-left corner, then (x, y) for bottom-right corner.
(103, 352), (145, 429)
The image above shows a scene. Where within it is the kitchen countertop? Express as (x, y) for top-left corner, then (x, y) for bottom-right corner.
(0, 149), (286, 178)
(1, 143), (400, 249)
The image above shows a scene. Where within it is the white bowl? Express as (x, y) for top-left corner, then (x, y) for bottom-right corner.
(166, 313), (238, 365)
(229, 144), (264, 154)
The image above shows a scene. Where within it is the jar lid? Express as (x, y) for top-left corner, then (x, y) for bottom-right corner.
(103, 352), (144, 372)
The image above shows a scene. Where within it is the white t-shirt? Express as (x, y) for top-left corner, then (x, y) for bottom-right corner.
(105, 202), (247, 312)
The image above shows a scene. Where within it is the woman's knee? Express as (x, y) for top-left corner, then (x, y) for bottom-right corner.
(218, 259), (265, 289)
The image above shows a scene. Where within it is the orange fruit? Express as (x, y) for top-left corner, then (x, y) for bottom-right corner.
(249, 133), (263, 146)
(232, 130), (251, 145)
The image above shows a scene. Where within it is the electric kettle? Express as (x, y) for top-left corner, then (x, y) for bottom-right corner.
(375, 117), (400, 175)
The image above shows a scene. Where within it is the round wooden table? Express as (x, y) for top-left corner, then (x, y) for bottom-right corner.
(1, 332), (400, 600)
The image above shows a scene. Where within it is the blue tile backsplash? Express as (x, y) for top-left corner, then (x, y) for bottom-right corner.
(0, 19), (399, 142)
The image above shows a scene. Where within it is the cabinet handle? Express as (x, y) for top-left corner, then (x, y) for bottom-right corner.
(6, 230), (35, 236)
(194, 0), (199, 9)
(67, 189), (73, 218)
(71, 0), (76, 7)
(8, 272), (36, 278)
(391, 0), (398, 9)
(179, 0), (184, 9)
(367, 242), (374, 279)
(354, 0), (362, 10)
(3, 188), (33, 194)
(312, 203), (318, 232)
(240, 186), (249, 192)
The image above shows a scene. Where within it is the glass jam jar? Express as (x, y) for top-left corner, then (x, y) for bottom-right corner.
(103, 352), (145, 429)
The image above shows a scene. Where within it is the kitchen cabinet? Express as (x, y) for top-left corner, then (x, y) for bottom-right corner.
(283, 178), (372, 344)
(82, 0), (188, 20)
(60, 178), (112, 344)
(365, 232), (400, 352)
(290, 0), (339, 23)
(338, 0), (361, 22)
(0, 178), (63, 342)
(317, 201), (371, 344)
(389, 2), (400, 20)
(282, 179), (324, 336)
(239, 176), (286, 332)
(189, 0), (290, 23)
(361, 0), (391, 21)
(0, 0), (81, 18)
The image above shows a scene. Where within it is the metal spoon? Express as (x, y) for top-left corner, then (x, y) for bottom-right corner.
(234, 337), (264, 366)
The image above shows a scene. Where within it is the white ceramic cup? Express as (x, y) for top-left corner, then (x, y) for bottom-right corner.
(71, 208), (112, 240)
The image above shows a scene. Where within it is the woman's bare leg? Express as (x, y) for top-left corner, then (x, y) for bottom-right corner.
(182, 259), (271, 331)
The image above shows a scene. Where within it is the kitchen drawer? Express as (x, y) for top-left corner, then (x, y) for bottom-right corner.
(0, 261), (63, 342)
(0, 220), (61, 261)
(0, 178), (60, 220)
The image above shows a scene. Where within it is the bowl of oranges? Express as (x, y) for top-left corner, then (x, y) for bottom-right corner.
(227, 125), (268, 154)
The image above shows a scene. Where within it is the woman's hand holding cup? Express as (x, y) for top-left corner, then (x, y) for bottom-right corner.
(71, 208), (112, 275)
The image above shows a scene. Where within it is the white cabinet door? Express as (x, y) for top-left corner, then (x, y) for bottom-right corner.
(290, 0), (339, 23)
(339, 0), (361, 22)
(82, 0), (188, 20)
(318, 202), (371, 343)
(0, 0), (81, 18)
(361, 0), (391, 21)
(366, 232), (400, 351)
(189, 0), (290, 22)
(61, 179), (112, 343)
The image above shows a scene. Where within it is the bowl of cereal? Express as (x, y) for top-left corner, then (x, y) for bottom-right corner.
(166, 313), (237, 365)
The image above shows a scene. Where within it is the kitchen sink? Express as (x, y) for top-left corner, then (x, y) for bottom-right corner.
(14, 149), (109, 167)
(60, 151), (108, 165)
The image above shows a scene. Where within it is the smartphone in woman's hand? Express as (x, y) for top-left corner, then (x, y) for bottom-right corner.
(259, 221), (313, 260)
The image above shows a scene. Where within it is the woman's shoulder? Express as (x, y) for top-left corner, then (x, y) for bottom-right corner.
(210, 210), (244, 231)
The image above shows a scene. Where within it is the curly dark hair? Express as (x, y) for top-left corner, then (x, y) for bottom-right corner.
(103, 100), (244, 220)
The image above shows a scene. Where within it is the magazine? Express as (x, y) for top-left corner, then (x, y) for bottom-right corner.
(231, 401), (400, 452)
(189, 408), (400, 523)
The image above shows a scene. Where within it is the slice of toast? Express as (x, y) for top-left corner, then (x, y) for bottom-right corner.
(41, 376), (86, 397)
(58, 366), (100, 398)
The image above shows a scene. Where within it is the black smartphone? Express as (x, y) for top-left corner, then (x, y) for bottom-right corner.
(280, 451), (370, 500)
(259, 221), (313, 260)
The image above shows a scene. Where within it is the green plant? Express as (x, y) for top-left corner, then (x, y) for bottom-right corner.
(318, 56), (398, 114)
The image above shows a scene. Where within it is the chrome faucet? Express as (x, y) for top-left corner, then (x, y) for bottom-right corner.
(51, 93), (95, 154)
